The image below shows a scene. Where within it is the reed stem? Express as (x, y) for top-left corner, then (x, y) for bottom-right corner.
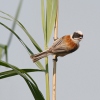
(52, 1), (59, 100)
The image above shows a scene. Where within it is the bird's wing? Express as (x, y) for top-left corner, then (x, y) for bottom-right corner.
(51, 38), (63, 48)
(49, 37), (68, 53)
(51, 44), (68, 53)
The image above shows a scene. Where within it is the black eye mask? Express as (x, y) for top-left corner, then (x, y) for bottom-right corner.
(72, 32), (83, 38)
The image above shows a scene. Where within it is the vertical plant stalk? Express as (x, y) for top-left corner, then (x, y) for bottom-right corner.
(45, 46), (50, 100)
(52, 1), (59, 100)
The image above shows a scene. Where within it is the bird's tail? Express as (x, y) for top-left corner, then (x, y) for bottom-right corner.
(30, 50), (50, 62)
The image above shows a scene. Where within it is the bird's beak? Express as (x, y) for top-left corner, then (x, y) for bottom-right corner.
(80, 37), (83, 39)
(79, 37), (83, 41)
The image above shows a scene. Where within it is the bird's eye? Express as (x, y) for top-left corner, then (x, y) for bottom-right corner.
(81, 35), (83, 38)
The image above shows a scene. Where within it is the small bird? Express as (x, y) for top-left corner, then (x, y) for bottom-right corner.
(30, 31), (83, 62)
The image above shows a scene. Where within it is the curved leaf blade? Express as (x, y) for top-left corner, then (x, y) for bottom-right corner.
(0, 22), (33, 55)
(0, 69), (45, 79)
(0, 60), (45, 100)
(0, 10), (42, 52)
(0, 22), (44, 69)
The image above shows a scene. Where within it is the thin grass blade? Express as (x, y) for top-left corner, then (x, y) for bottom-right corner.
(41, 0), (57, 45)
(46, 0), (53, 39)
(41, 0), (46, 36)
(7, 0), (23, 48)
(18, 22), (42, 52)
(47, 0), (58, 44)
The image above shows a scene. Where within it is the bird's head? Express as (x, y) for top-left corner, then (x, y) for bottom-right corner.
(71, 31), (83, 43)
